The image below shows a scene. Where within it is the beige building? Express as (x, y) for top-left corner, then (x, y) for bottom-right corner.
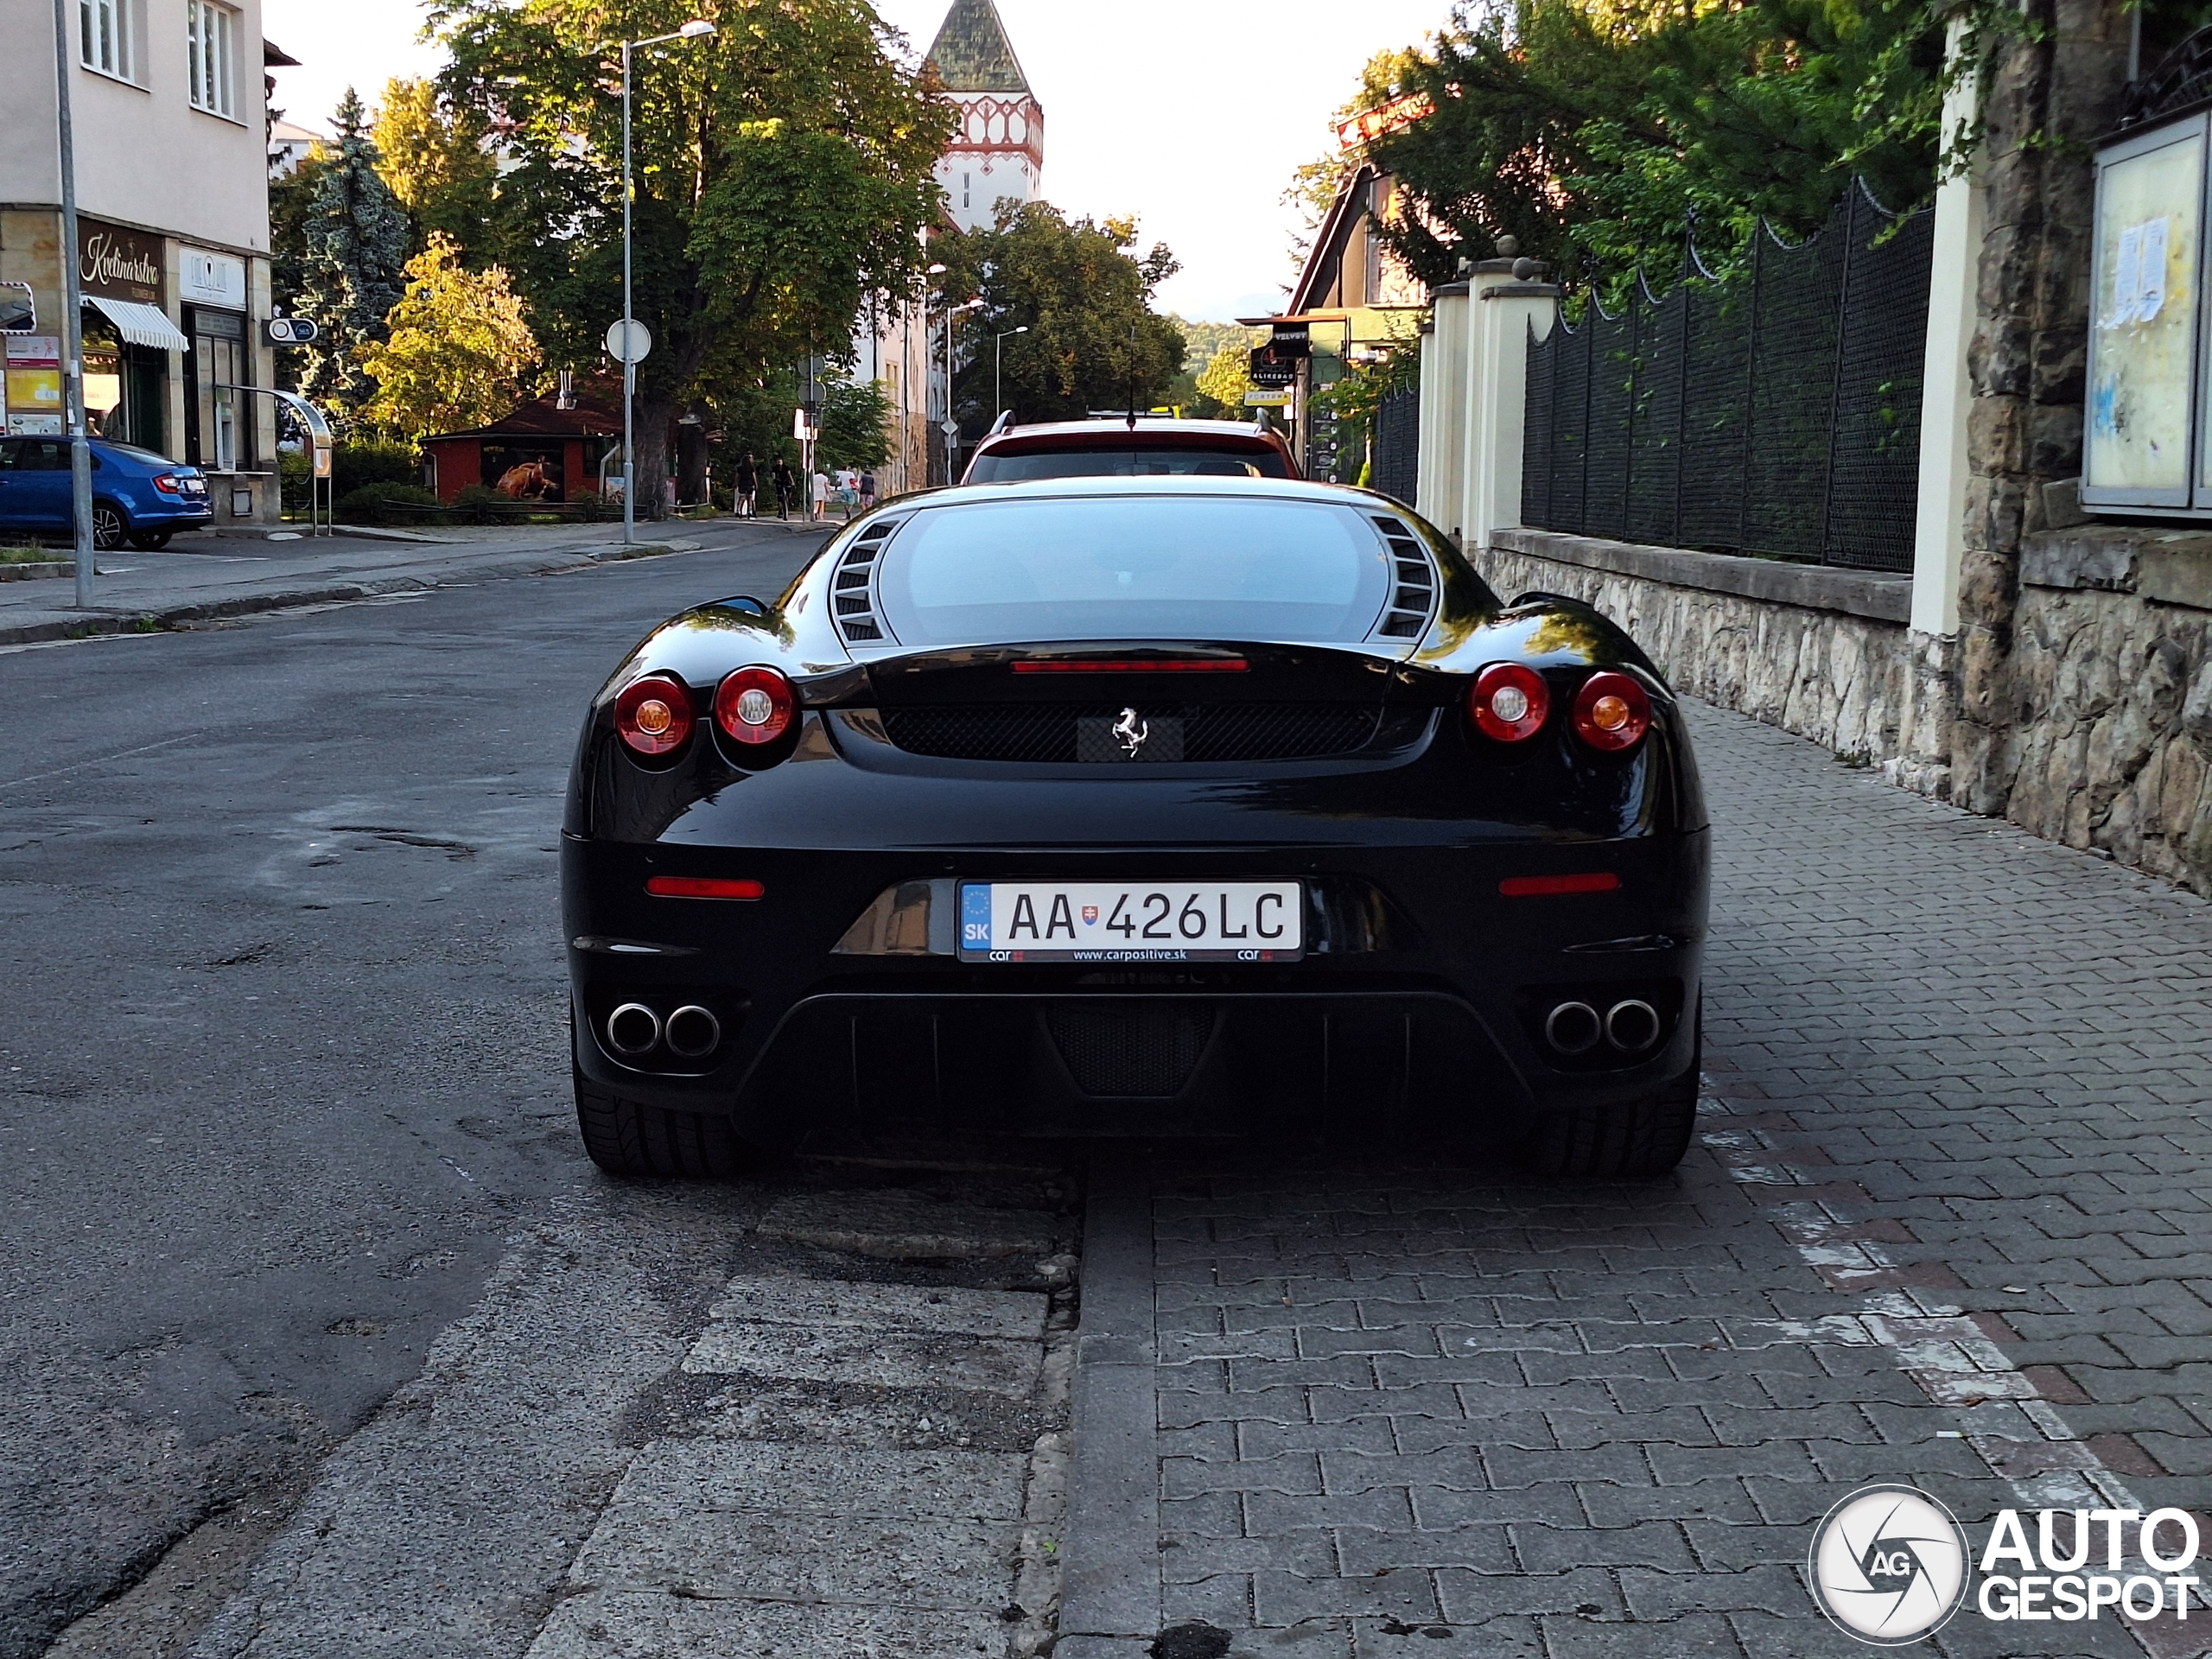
(1, 0), (288, 523)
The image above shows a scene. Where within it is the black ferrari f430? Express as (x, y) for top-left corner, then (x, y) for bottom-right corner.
(562, 477), (1709, 1176)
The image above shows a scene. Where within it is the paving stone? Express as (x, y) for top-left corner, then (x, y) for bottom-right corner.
(703, 1273), (1046, 1339)
(753, 1189), (1059, 1259)
(683, 1319), (1041, 1398)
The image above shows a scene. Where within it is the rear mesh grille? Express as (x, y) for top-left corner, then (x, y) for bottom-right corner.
(878, 702), (1382, 763)
(1047, 1002), (1217, 1096)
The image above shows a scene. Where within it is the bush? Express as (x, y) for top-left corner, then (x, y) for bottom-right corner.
(329, 437), (422, 497)
(334, 482), (444, 525)
(572, 488), (614, 524)
(451, 484), (511, 525)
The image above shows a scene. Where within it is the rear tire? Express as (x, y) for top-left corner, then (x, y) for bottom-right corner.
(574, 1065), (758, 1179)
(1523, 1008), (1700, 1178)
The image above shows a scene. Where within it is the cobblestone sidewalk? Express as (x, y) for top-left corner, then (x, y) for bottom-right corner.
(1110, 701), (2212, 1659)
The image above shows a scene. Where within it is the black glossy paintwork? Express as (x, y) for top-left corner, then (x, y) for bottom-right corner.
(562, 478), (1711, 1141)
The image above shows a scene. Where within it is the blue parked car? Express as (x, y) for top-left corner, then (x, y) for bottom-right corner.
(0, 435), (213, 550)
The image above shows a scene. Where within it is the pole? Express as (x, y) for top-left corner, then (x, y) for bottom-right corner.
(995, 331), (1003, 424)
(52, 0), (93, 607)
(944, 305), (955, 483)
(620, 38), (635, 546)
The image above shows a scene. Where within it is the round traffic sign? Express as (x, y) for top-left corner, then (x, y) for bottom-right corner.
(605, 318), (652, 365)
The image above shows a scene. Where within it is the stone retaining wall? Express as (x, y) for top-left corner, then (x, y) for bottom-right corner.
(1482, 529), (1918, 763)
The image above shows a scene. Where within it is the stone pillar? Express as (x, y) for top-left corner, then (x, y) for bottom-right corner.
(1462, 262), (1560, 550)
(1953, 0), (2130, 813)
(1417, 282), (1470, 537)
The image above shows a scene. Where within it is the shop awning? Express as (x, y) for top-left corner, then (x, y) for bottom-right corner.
(86, 296), (189, 353)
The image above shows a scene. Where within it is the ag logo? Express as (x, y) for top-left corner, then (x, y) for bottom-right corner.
(1808, 1484), (1970, 1645)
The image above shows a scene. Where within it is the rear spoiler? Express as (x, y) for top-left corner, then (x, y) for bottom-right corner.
(988, 410), (1014, 435)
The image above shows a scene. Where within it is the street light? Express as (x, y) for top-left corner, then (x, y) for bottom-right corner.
(945, 299), (982, 482)
(605, 17), (716, 544)
(921, 264), (947, 486)
(48, 0), (92, 605)
(994, 325), (1029, 425)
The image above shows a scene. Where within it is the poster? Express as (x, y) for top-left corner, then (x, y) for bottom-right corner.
(2084, 126), (2202, 499)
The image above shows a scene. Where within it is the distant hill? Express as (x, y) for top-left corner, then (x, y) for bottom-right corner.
(1171, 318), (1262, 377)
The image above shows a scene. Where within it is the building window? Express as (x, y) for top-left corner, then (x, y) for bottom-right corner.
(187, 0), (236, 118)
(79, 0), (133, 79)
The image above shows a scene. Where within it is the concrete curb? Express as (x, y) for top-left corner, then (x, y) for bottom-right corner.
(1057, 1147), (1160, 1659)
(0, 538), (713, 650)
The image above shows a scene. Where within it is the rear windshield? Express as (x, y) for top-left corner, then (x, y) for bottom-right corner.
(874, 496), (1395, 646)
(967, 445), (1291, 482)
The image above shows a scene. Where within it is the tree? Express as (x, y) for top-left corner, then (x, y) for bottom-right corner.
(931, 204), (1186, 429)
(1349, 0), (1947, 296)
(817, 378), (893, 472)
(371, 77), (497, 261)
(432, 0), (951, 517)
(291, 89), (413, 418)
(1192, 343), (1255, 420)
(356, 235), (543, 439)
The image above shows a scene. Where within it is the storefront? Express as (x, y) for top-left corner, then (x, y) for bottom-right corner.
(74, 216), (185, 451)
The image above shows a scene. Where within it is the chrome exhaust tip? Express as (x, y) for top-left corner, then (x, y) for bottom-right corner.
(1543, 1001), (1602, 1055)
(607, 1002), (662, 1056)
(664, 1004), (721, 1059)
(1605, 998), (1661, 1052)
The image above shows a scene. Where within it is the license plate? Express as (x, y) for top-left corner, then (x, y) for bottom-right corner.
(959, 881), (1301, 963)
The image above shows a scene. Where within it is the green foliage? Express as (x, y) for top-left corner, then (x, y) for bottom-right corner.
(330, 436), (422, 495)
(931, 205), (1186, 429)
(1364, 0), (1949, 296)
(817, 378), (894, 472)
(334, 481), (443, 524)
(292, 89), (413, 418)
(371, 76), (498, 261)
(572, 487), (614, 523)
(1192, 345), (1255, 421)
(357, 235), (543, 440)
(429, 0), (952, 517)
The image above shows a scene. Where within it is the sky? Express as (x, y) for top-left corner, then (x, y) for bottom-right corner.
(259, 0), (1458, 321)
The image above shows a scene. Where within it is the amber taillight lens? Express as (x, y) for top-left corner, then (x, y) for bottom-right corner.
(1573, 671), (1652, 753)
(613, 673), (694, 757)
(714, 666), (798, 746)
(1469, 662), (1551, 743)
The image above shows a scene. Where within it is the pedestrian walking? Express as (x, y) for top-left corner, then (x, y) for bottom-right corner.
(772, 458), (796, 519)
(810, 467), (831, 522)
(734, 453), (758, 519)
(859, 470), (877, 511)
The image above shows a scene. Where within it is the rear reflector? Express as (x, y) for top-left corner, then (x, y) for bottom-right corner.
(1012, 659), (1248, 674)
(1499, 873), (1620, 897)
(645, 877), (765, 900)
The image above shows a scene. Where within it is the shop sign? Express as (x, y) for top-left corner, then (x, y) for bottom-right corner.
(180, 248), (246, 310)
(78, 219), (164, 306)
(5, 335), (63, 432)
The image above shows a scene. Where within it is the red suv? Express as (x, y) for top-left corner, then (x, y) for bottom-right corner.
(962, 417), (1300, 484)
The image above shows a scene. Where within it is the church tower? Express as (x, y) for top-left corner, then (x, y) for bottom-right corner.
(926, 0), (1043, 232)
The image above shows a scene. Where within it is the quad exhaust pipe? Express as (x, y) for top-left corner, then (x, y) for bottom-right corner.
(1544, 997), (1662, 1056)
(604, 1001), (721, 1061)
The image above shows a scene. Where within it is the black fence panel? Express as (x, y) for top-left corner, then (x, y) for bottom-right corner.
(1582, 304), (1634, 542)
(1372, 385), (1421, 507)
(1522, 183), (1930, 571)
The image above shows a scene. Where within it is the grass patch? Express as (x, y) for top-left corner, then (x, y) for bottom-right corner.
(0, 545), (63, 564)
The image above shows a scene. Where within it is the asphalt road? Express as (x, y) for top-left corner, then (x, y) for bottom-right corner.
(0, 524), (830, 1658)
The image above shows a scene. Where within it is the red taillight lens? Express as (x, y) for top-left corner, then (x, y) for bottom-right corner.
(714, 666), (798, 745)
(613, 674), (694, 757)
(646, 876), (765, 900)
(152, 473), (182, 494)
(1573, 671), (1652, 752)
(1500, 872), (1621, 897)
(1469, 663), (1550, 743)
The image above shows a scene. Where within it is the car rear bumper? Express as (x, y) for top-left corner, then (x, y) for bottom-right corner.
(563, 829), (1708, 1142)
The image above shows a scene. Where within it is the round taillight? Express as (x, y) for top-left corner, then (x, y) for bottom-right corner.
(613, 673), (694, 757)
(1573, 671), (1653, 752)
(1469, 663), (1551, 743)
(714, 666), (797, 746)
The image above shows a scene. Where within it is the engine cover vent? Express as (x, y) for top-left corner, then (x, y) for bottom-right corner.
(832, 519), (900, 645)
(1370, 515), (1436, 639)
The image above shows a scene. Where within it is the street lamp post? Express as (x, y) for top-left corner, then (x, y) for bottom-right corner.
(994, 325), (1028, 425)
(49, 0), (93, 607)
(611, 17), (715, 545)
(922, 264), (946, 488)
